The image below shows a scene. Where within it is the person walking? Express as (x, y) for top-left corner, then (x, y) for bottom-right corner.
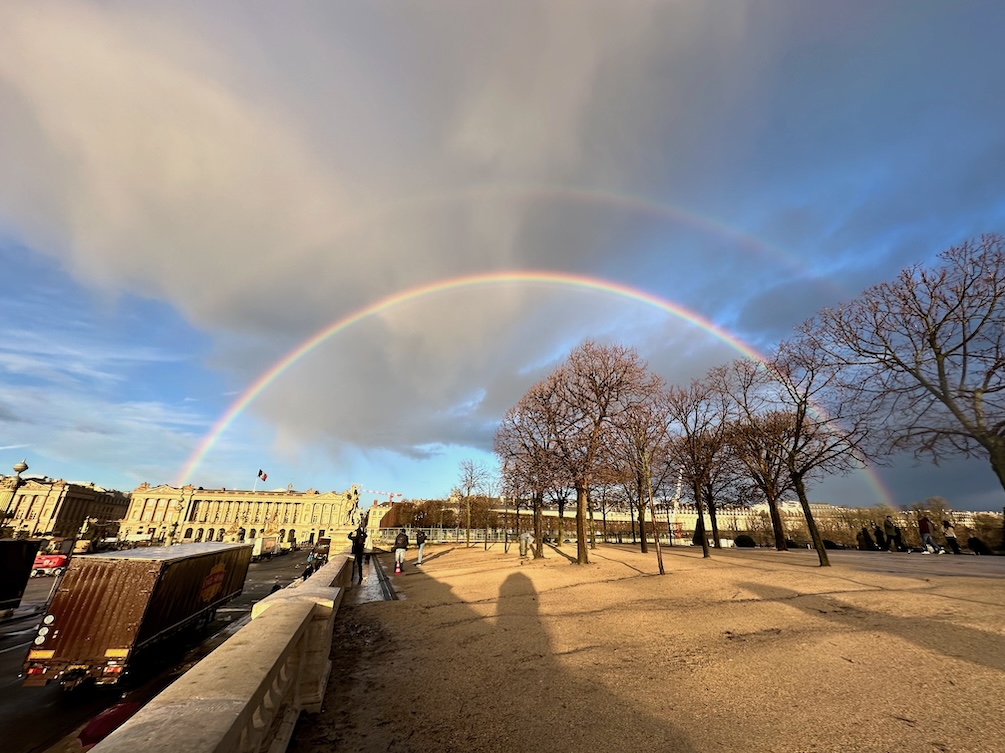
(918, 515), (943, 554)
(519, 529), (533, 558)
(873, 522), (887, 551)
(393, 528), (408, 573)
(942, 520), (962, 555)
(860, 526), (876, 551)
(349, 527), (366, 583)
(415, 529), (427, 566)
(883, 516), (897, 552)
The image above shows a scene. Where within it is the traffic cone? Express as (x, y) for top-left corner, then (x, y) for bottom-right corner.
(395, 561), (401, 574)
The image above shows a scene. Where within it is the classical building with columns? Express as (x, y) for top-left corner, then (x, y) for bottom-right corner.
(1, 471), (129, 539)
(121, 482), (363, 547)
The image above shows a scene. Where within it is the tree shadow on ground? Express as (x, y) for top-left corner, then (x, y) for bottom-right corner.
(740, 581), (1005, 673)
(291, 555), (698, 753)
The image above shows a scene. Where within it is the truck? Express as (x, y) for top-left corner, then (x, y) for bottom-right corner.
(250, 534), (280, 561)
(22, 541), (252, 690)
(309, 536), (331, 568)
(32, 551), (69, 577)
(1, 539), (42, 614)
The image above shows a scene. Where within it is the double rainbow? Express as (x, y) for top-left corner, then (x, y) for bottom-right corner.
(176, 270), (891, 506)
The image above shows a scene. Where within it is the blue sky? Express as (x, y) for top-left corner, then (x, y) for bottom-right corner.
(1, 1), (1003, 510)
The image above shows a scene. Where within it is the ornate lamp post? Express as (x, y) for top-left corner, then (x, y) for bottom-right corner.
(2, 459), (28, 536)
(167, 499), (185, 545)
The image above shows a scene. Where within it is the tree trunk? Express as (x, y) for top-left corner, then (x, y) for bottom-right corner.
(646, 470), (665, 575)
(792, 473), (829, 567)
(465, 498), (471, 547)
(588, 494), (596, 550)
(767, 497), (787, 551)
(533, 493), (544, 559)
(692, 486), (710, 559)
(637, 479), (649, 554)
(708, 497), (721, 549)
(556, 499), (565, 548)
(575, 485), (589, 564)
(988, 440), (1005, 500)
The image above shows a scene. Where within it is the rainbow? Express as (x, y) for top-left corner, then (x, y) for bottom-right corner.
(175, 270), (891, 505)
(323, 184), (837, 287)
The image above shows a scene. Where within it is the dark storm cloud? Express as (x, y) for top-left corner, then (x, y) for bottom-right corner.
(1, 1), (1003, 505)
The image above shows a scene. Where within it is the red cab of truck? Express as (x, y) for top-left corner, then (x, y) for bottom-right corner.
(32, 552), (69, 577)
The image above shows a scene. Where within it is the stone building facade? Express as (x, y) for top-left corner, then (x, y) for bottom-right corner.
(0, 476), (130, 539)
(121, 482), (363, 548)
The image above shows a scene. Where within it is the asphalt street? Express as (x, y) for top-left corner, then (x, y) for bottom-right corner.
(0, 550), (310, 753)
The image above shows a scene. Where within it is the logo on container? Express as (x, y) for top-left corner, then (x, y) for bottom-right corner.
(200, 563), (227, 602)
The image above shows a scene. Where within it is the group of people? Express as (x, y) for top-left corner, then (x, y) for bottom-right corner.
(346, 526), (429, 582)
(858, 515), (965, 554)
(390, 528), (427, 572)
(300, 548), (329, 580)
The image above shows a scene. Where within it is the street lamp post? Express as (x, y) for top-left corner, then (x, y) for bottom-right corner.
(167, 500), (185, 545)
(449, 492), (460, 544)
(501, 495), (508, 552)
(2, 459), (28, 536)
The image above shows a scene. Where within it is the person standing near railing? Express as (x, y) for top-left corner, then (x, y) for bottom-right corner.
(415, 529), (427, 566)
(349, 527), (366, 583)
(393, 529), (408, 574)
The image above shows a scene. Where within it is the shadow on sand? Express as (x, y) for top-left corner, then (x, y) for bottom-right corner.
(291, 553), (698, 753)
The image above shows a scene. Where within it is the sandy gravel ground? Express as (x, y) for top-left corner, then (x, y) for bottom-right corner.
(288, 542), (1005, 753)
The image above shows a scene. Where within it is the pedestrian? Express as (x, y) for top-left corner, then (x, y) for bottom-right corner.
(519, 529), (532, 558)
(860, 526), (876, 551)
(883, 516), (897, 552)
(393, 528), (408, 572)
(415, 529), (427, 566)
(349, 527), (366, 583)
(942, 520), (961, 555)
(301, 563), (312, 581)
(873, 522), (886, 551)
(893, 526), (907, 552)
(918, 515), (942, 554)
(968, 535), (992, 555)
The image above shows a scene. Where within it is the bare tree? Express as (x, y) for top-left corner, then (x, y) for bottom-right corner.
(608, 373), (670, 554)
(665, 378), (733, 558)
(813, 234), (1005, 495)
(549, 341), (654, 565)
(494, 379), (563, 560)
(714, 359), (796, 551)
(458, 459), (490, 546)
(764, 336), (875, 567)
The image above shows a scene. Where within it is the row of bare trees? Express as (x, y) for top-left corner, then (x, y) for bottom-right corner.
(494, 234), (1005, 568)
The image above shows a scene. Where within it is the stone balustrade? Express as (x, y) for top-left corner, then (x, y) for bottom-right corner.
(93, 554), (353, 753)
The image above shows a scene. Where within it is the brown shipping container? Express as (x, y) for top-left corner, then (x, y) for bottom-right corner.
(23, 542), (251, 687)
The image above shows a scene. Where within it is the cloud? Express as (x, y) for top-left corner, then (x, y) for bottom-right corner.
(0, 2), (1003, 507)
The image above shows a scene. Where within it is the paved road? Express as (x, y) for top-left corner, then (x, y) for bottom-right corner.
(0, 551), (311, 753)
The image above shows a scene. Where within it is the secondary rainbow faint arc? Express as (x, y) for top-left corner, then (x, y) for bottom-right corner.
(176, 270), (893, 506)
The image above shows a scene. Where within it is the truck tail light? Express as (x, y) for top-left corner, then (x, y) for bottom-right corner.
(26, 667), (46, 676)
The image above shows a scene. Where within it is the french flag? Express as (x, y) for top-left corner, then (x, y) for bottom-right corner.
(258, 469), (268, 481)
